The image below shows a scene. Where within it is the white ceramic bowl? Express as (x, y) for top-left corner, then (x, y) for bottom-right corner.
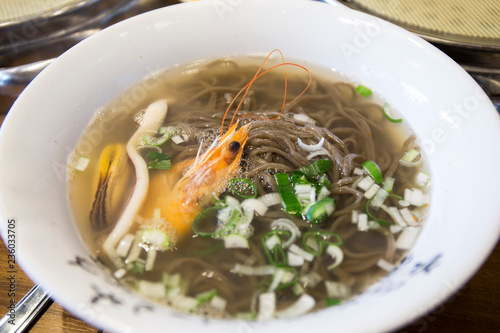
(1, 0), (499, 332)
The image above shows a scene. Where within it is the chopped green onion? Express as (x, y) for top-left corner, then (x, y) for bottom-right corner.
(305, 197), (336, 224)
(131, 260), (145, 275)
(361, 160), (383, 184)
(298, 159), (332, 176)
(402, 148), (420, 163)
(140, 228), (172, 250)
(290, 172), (312, 186)
(355, 85), (372, 97)
(261, 230), (291, 266)
(383, 177), (395, 192)
(191, 206), (239, 237)
(326, 298), (342, 307)
(147, 151), (172, 170)
(365, 198), (392, 226)
(302, 231), (342, 256)
(382, 103), (403, 123)
(275, 173), (302, 216)
(74, 156), (90, 171)
(317, 174), (331, 190)
(196, 289), (218, 304)
(143, 126), (173, 146)
(229, 178), (257, 199)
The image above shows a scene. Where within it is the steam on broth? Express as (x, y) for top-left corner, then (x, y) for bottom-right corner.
(68, 54), (430, 319)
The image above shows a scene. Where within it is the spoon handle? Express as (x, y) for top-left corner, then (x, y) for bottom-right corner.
(0, 284), (52, 333)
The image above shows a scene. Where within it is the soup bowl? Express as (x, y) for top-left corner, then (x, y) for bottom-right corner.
(1, 0), (499, 332)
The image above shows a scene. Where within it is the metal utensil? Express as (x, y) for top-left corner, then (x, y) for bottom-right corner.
(0, 284), (52, 333)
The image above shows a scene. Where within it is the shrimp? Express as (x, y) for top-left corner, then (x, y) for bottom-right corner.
(95, 50), (311, 268)
(139, 121), (251, 239)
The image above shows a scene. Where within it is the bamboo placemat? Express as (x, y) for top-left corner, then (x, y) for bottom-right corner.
(1, 0), (82, 23)
(352, 0), (500, 39)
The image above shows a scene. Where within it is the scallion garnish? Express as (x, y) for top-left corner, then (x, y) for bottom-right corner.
(261, 230), (291, 266)
(147, 151), (172, 170)
(326, 298), (341, 307)
(365, 198), (392, 226)
(191, 206), (239, 237)
(143, 126), (173, 146)
(229, 178), (258, 199)
(275, 173), (302, 216)
(355, 85), (372, 97)
(305, 197), (336, 224)
(131, 260), (145, 275)
(382, 103), (402, 123)
(361, 160), (383, 184)
(298, 159), (332, 176)
(302, 231), (342, 256)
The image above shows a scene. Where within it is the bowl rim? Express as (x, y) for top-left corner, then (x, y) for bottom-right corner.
(1, 0), (500, 332)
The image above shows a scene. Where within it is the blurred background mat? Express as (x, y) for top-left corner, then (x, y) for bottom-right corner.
(339, 0), (500, 47)
(0, 0), (178, 115)
(1, 0), (84, 23)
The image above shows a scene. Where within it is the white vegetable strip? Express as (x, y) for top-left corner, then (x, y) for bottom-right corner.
(299, 271), (323, 288)
(145, 247), (157, 271)
(268, 268), (286, 292)
(370, 188), (389, 209)
(74, 156), (90, 171)
(396, 227), (421, 250)
(404, 188), (429, 207)
(258, 292), (276, 320)
(171, 135), (184, 144)
(317, 186), (331, 200)
(293, 113), (316, 124)
(363, 183), (381, 199)
(287, 251), (305, 267)
(241, 198), (268, 216)
(288, 244), (314, 262)
(171, 295), (198, 312)
(275, 294), (315, 318)
(353, 167), (364, 176)
(265, 234), (281, 250)
(307, 147), (330, 160)
(210, 296), (227, 312)
(297, 137), (325, 152)
(125, 234), (143, 263)
(398, 200), (410, 207)
(357, 213), (369, 231)
(357, 176), (375, 191)
(259, 192), (282, 207)
(326, 245), (344, 270)
(113, 268), (127, 279)
(103, 100), (168, 267)
(416, 172), (430, 187)
(137, 280), (166, 298)
(351, 210), (359, 224)
(390, 224), (404, 234)
(225, 196), (241, 211)
(115, 234), (135, 258)
(383, 177), (395, 192)
(270, 218), (301, 248)
(224, 234), (249, 249)
(324, 281), (351, 299)
(400, 208), (418, 226)
(381, 205), (407, 226)
(377, 259), (396, 272)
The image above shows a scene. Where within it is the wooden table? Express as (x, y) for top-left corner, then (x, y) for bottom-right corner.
(0, 110), (499, 332)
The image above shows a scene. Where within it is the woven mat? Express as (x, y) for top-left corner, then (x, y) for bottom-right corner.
(1, 0), (81, 23)
(353, 0), (500, 39)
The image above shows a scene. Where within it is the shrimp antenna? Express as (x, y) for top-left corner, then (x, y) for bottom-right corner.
(220, 49), (311, 134)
